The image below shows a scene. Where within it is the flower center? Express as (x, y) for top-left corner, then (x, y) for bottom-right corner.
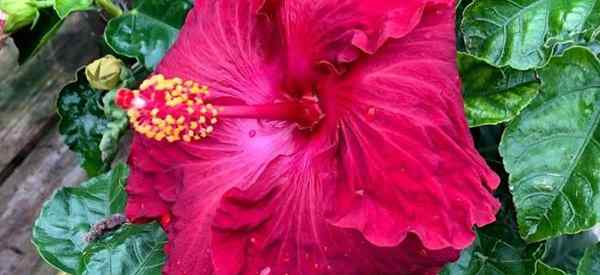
(116, 74), (324, 142)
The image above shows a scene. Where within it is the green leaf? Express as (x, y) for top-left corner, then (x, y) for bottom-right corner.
(78, 223), (166, 275)
(543, 230), (600, 274)
(535, 261), (567, 275)
(54, 0), (93, 18)
(462, 0), (600, 70)
(32, 163), (129, 274)
(99, 89), (129, 162)
(458, 52), (540, 127)
(577, 243), (600, 275)
(104, 0), (193, 69)
(58, 69), (110, 176)
(11, 8), (63, 63)
(499, 47), (600, 242)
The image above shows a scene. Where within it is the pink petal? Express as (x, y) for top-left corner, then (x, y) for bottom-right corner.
(327, 5), (500, 250)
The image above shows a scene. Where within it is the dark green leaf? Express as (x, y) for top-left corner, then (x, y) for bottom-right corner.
(32, 163), (129, 274)
(11, 8), (63, 64)
(458, 52), (539, 127)
(78, 223), (166, 275)
(535, 261), (567, 275)
(58, 70), (110, 176)
(499, 47), (600, 242)
(456, 0), (473, 51)
(54, 0), (94, 18)
(462, 0), (600, 70)
(544, 230), (599, 274)
(104, 0), (193, 69)
(99, 89), (129, 162)
(577, 243), (600, 275)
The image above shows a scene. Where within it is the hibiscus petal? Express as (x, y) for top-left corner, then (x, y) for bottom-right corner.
(327, 5), (500, 250)
(211, 148), (461, 274)
(156, 0), (279, 105)
(262, 0), (455, 79)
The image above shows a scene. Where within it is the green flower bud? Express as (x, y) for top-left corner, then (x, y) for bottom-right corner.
(0, 0), (39, 33)
(85, 55), (125, 91)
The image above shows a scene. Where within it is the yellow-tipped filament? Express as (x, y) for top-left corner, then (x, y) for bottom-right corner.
(117, 74), (219, 143)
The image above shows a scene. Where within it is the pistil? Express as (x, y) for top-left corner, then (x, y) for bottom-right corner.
(116, 75), (324, 143)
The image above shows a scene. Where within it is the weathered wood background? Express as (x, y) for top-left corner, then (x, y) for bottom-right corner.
(0, 13), (107, 275)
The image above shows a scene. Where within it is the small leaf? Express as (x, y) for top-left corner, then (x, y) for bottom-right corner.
(54, 0), (93, 18)
(499, 47), (600, 242)
(462, 0), (600, 70)
(577, 243), (600, 275)
(78, 223), (166, 275)
(458, 52), (539, 127)
(32, 163), (129, 274)
(104, 0), (193, 69)
(58, 69), (110, 176)
(100, 89), (129, 162)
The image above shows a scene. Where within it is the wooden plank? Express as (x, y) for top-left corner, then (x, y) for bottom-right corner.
(0, 125), (87, 275)
(0, 12), (104, 184)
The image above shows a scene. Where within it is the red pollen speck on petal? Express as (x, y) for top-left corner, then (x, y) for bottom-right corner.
(124, 0), (500, 274)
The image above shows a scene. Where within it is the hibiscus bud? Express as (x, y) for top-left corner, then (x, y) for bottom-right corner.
(85, 55), (125, 91)
(0, 0), (39, 33)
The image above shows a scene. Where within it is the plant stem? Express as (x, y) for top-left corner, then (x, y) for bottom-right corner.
(95, 0), (123, 18)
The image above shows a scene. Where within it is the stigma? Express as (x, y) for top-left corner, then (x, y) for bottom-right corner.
(116, 74), (219, 143)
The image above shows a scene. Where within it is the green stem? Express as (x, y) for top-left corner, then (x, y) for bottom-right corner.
(95, 0), (123, 18)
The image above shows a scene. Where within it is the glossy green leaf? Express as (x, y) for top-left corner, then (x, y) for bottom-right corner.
(32, 163), (129, 274)
(104, 0), (193, 69)
(54, 0), (93, 18)
(577, 243), (600, 275)
(58, 70), (110, 176)
(543, 230), (600, 274)
(499, 47), (600, 242)
(458, 52), (539, 127)
(78, 223), (166, 275)
(99, 89), (128, 162)
(462, 0), (600, 70)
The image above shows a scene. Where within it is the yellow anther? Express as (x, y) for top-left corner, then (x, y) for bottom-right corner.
(210, 118), (218, 124)
(166, 115), (175, 125)
(151, 108), (159, 116)
(199, 116), (206, 124)
(201, 107), (207, 113)
(140, 80), (152, 90)
(183, 135), (192, 142)
(206, 126), (214, 133)
(190, 121), (198, 129)
(177, 116), (185, 125)
(155, 132), (165, 141)
(187, 107), (195, 114)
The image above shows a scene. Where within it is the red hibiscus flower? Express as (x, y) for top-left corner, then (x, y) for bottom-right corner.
(118, 0), (500, 274)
